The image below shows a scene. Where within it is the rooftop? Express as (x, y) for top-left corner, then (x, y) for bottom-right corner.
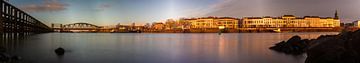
(243, 15), (338, 19)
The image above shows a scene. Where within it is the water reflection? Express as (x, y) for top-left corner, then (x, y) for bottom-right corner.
(0, 33), (36, 63)
(2, 32), (338, 63)
(0, 33), (33, 53)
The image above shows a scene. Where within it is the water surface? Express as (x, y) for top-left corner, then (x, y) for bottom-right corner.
(1, 32), (339, 63)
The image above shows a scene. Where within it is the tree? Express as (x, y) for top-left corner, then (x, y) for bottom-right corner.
(144, 23), (151, 29)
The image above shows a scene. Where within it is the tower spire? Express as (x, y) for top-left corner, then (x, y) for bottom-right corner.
(335, 10), (339, 19)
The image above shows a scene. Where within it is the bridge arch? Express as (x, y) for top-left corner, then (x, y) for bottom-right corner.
(55, 22), (102, 32)
(62, 23), (101, 29)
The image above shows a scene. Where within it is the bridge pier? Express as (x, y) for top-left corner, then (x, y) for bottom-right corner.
(0, 0), (4, 39)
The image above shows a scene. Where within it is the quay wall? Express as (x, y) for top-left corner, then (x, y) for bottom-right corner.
(141, 27), (341, 33)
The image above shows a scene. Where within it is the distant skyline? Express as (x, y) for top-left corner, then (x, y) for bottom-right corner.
(8, 0), (360, 26)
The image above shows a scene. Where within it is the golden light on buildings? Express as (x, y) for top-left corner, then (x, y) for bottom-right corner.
(241, 15), (340, 28)
(219, 26), (225, 29)
(354, 20), (360, 28)
(181, 17), (239, 29)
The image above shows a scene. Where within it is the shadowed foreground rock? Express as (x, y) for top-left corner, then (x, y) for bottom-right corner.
(55, 47), (65, 56)
(269, 35), (309, 55)
(305, 30), (360, 63)
(270, 30), (360, 63)
(0, 48), (21, 63)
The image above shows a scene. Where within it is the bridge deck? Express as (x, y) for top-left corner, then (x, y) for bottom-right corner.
(0, 0), (52, 33)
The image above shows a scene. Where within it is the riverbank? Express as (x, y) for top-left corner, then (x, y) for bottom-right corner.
(143, 27), (341, 33)
(58, 27), (341, 33)
(270, 30), (360, 63)
(0, 48), (21, 63)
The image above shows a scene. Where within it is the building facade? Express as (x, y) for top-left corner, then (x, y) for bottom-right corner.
(182, 17), (239, 29)
(241, 15), (340, 28)
(354, 21), (360, 28)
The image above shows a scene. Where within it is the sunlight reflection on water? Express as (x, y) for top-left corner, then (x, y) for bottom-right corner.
(1, 32), (338, 63)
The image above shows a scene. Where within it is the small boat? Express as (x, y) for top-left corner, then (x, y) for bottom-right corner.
(273, 28), (281, 33)
(218, 26), (225, 35)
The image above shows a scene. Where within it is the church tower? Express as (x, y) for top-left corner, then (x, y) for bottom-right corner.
(334, 10), (339, 19)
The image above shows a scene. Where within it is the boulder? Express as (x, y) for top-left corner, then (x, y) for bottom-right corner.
(270, 30), (360, 62)
(269, 35), (309, 55)
(305, 30), (360, 63)
(55, 47), (65, 56)
(0, 51), (21, 62)
(306, 36), (360, 63)
(0, 53), (11, 61)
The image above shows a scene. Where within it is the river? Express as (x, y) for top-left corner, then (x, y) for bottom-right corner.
(0, 32), (339, 63)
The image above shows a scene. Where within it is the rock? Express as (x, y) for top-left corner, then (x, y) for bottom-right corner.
(0, 48), (22, 62)
(55, 47), (65, 56)
(304, 30), (360, 63)
(0, 53), (21, 62)
(11, 56), (21, 60)
(0, 53), (10, 61)
(270, 30), (360, 62)
(286, 35), (302, 44)
(306, 36), (360, 63)
(269, 35), (308, 55)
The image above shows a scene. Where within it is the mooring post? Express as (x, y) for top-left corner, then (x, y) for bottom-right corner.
(60, 24), (63, 32)
(51, 23), (54, 29)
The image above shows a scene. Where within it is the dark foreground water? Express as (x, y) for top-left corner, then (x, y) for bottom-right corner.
(1, 32), (339, 63)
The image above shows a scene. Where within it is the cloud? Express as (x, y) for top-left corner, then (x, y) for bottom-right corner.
(96, 4), (111, 11)
(20, 0), (68, 12)
(204, 0), (360, 22)
(205, 0), (268, 17)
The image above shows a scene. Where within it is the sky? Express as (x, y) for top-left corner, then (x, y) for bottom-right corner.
(8, 0), (360, 26)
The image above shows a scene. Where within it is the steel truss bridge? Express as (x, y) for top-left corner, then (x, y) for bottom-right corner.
(0, 0), (53, 39)
(52, 23), (144, 33)
(52, 23), (102, 32)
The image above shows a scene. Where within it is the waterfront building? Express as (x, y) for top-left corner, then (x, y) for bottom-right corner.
(217, 17), (239, 29)
(181, 17), (239, 29)
(176, 19), (192, 29)
(241, 12), (340, 28)
(354, 21), (360, 28)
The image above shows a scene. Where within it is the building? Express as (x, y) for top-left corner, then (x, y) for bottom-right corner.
(217, 17), (239, 29)
(353, 21), (360, 28)
(241, 11), (340, 28)
(176, 18), (191, 29)
(181, 17), (239, 29)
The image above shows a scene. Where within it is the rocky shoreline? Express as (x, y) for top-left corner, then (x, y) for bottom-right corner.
(0, 48), (21, 63)
(270, 30), (360, 63)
